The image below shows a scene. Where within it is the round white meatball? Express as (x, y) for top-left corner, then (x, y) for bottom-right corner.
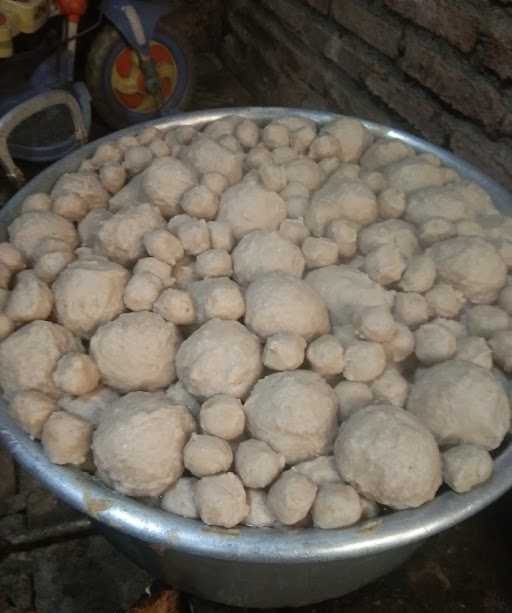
(263, 333), (306, 371)
(442, 444), (493, 494)
(195, 472), (248, 528)
(199, 395), (245, 440)
(235, 439), (285, 488)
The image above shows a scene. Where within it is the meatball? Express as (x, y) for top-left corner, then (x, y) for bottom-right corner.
(199, 395), (245, 440)
(442, 444), (494, 494)
(263, 333), (306, 371)
(267, 470), (317, 525)
(9, 390), (57, 438)
(235, 439), (285, 488)
(161, 477), (198, 518)
(184, 434), (233, 477)
(195, 472), (248, 528)
(53, 353), (100, 396)
(42, 411), (92, 466)
(312, 483), (362, 529)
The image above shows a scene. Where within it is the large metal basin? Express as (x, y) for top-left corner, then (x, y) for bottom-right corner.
(1, 108), (512, 608)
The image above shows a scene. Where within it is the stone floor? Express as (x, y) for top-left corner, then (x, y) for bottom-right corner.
(1, 52), (512, 613)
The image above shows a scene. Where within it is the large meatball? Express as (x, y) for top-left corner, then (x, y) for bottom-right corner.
(427, 237), (507, 304)
(0, 321), (79, 398)
(244, 272), (329, 340)
(407, 360), (510, 450)
(306, 265), (392, 326)
(53, 256), (129, 338)
(90, 312), (180, 392)
(93, 392), (189, 496)
(335, 405), (442, 509)
(176, 319), (262, 399)
(141, 157), (196, 218)
(244, 370), (338, 464)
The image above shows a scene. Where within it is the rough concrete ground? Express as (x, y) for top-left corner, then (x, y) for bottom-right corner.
(0, 52), (511, 613)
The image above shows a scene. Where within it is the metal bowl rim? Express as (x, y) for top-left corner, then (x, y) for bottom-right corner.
(1, 106), (511, 564)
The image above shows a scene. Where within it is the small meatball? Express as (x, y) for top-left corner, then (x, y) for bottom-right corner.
(384, 158), (446, 194)
(21, 192), (52, 213)
(285, 158), (322, 191)
(419, 218), (455, 246)
(399, 255), (436, 293)
(318, 157), (340, 176)
(176, 319), (262, 399)
(335, 381), (373, 420)
(245, 272), (329, 341)
(58, 386), (119, 425)
(407, 360), (510, 450)
(154, 288), (196, 325)
(415, 322), (457, 365)
(144, 229), (184, 266)
(263, 123), (289, 149)
(489, 330), (512, 372)
(309, 134), (340, 160)
(273, 146), (298, 164)
(290, 124), (316, 153)
(498, 285), (512, 314)
(52, 353), (100, 396)
(143, 158), (197, 218)
(0, 243), (26, 273)
(52, 172), (109, 211)
(425, 284), (465, 318)
(0, 320), (79, 398)
(138, 126), (159, 145)
(35, 250), (74, 284)
(312, 483), (362, 529)
(307, 334), (344, 376)
(322, 117), (370, 163)
(52, 193), (88, 222)
(246, 145), (273, 169)
(189, 277), (245, 323)
(217, 135), (241, 153)
(42, 411), (92, 466)
(9, 390), (57, 438)
(100, 163), (127, 193)
(259, 163), (287, 192)
(176, 219), (211, 256)
(267, 470), (317, 525)
(181, 135), (243, 185)
(181, 185), (218, 220)
(97, 203), (164, 266)
(78, 208), (112, 247)
(166, 381), (200, 417)
(195, 473), (248, 528)
(134, 257), (174, 288)
(161, 477), (198, 518)
(124, 145), (153, 175)
(455, 336), (493, 370)
(371, 368), (409, 407)
(465, 305), (509, 338)
(208, 221), (235, 252)
(236, 119), (260, 148)
(93, 392), (188, 496)
(353, 305), (396, 342)
(233, 230), (305, 285)
(293, 456), (341, 485)
(343, 341), (386, 382)
(117, 135), (139, 150)
(172, 125), (197, 145)
(360, 139), (412, 170)
(364, 245), (406, 286)
(378, 188), (406, 219)
(201, 172), (228, 195)
(382, 323), (415, 362)
(394, 292), (431, 328)
(302, 237), (338, 269)
(235, 439), (285, 488)
(195, 249), (232, 279)
(244, 490), (277, 527)
(124, 272), (163, 311)
(335, 405), (442, 509)
(199, 395), (245, 440)
(8, 211), (78, 263)
(218, 182), (287, 240)
(442, 444), (493, 494)
(90, 312), (180, 392)
(184, 433), (233, 477)
(279, 219), (310, 245)
(456, 220), (484, 238)
(91, 142), (122, 166)
(245, 370), (338, 463)
(263, 332), (306, 371)
(306, 177), (376, 236)
(326, 220), (358, 258)
(361, 170), (387, 194)
(287, 195), (309, 219)
(149, 139), (171, 158)
(6, 270), (53, 323)
(0, 313), (14, 340)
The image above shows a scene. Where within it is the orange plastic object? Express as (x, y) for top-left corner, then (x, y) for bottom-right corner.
(56, 0), (87, 21)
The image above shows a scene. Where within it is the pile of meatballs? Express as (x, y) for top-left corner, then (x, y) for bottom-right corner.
(0, 113), (511, 531)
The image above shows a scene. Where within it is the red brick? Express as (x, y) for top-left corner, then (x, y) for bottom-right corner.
(324, 32), (392, 82)
(479, 9), (512, 80)
(365, 72), (446, 144)
(332, 0), (403, 58)
(384, 0), (479, 53)
(401, 28), (506, 132)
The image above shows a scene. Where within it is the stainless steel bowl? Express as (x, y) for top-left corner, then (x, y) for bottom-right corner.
(1, 108), (511, 608)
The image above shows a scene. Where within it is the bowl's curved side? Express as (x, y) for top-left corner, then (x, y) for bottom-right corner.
(1, 107), (512, 566)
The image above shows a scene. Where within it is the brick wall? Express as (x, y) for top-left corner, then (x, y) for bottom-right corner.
(221, 0), (512, 190)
